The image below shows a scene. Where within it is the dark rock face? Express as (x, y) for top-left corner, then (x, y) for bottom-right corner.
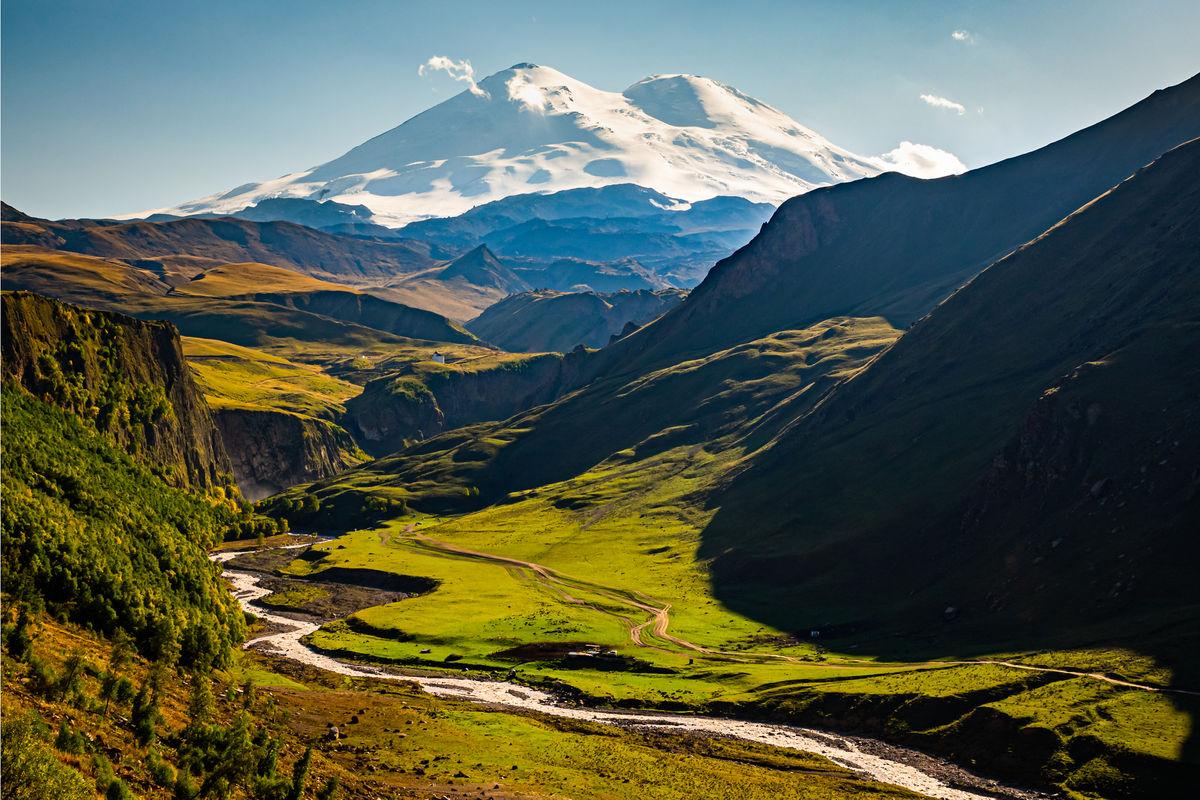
(467, 288), (687, 353)
(345, 350), (589, 456)
(1, 290), (233, 491)
(214, 408), (363, 501)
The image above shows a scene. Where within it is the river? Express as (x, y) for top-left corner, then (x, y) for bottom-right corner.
(213, 547), (1050, 800)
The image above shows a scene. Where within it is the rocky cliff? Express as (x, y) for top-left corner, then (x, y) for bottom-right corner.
(213, 408), (365, 501)
(467, 288), (687, 353)
(1, 290), (234, 492)
(345, 350), (589, 456)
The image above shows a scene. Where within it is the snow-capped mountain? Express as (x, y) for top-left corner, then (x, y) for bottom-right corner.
(131, 63), (960, 227)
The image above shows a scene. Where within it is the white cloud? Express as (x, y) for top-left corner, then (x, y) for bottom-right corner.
(920, 93), (966, 115)
(951, 29), (974, 43)
(419, 56), (488, 98)
(506, 75), (546, 113)
(870, 141), (967, 178)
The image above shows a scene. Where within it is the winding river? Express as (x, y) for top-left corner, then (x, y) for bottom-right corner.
(213, 547), (1047, 800)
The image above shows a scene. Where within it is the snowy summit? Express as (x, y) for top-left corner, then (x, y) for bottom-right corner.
(133, 63), (964, 227)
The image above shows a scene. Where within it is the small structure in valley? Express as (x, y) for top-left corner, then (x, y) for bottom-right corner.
(431, 351), (446, 364)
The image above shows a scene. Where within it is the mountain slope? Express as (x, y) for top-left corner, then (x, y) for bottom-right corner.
(435, 244), (529, 293)
(1, 291), (234, 492)
(599, 72), (1200, 376)
(0, 248), (483, 353)
(0, 213), (441, 282)
(700, 137), (1200, 654)
(468, 288), (687, 352)
(138, 65), (927, 226)
(172, 262), (481, 344)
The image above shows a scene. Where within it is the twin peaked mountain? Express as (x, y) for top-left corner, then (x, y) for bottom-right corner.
(132, 63), (951, 228)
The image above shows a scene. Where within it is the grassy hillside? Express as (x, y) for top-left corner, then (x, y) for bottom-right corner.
(0, 248), (491, 366)
(264, 316), (899, 521)
(182, 337), (360, 419)
(0, 211), (439, 282)
(170, 262), (361, 297)
(181, 338), (368, 499)
(171, 261), (482, 345)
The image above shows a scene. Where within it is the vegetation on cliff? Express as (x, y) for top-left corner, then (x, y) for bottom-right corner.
(2, 389), (246, 665)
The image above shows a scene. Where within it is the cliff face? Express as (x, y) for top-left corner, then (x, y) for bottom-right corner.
(213, 409), (365, 501)
(467, 288), (687, 353)
(1, 291), (233, 492)
(345, 351), (588, 456)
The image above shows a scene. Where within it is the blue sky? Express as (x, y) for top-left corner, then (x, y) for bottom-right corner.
(2, 0), (1197, 219)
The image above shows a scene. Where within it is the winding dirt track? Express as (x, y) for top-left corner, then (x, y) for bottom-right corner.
(390, 530), (1199, 696)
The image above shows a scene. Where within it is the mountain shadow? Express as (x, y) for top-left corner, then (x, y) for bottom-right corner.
(700, 138), (1200, 795)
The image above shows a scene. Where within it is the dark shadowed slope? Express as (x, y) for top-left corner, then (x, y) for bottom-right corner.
(599, 73), (1200, 377)
(467, 288), (687, 352)
(701, 138), (1200, 660)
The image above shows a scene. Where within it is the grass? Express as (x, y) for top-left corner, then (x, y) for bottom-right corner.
(259, 585), (331, 610)
(169, 262), (359, 297)
(182, 336), (361, 418)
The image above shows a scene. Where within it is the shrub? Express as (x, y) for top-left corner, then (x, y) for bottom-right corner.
(1, 714), (91, 800)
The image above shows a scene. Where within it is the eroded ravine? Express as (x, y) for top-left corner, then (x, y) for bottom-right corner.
(212, 546), (1050, 800)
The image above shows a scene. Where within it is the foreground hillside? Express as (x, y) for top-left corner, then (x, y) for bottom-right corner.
(1, 293), (256, 664)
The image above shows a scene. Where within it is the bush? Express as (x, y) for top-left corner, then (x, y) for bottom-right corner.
(1, 714), (92, 800)
(173, 771), (199, 800)
(316, 776), (340, 800)
(54, 720), (89, 755)
(106, 779), (135, 800)
(4, 607), (34, 659)
(26, 655), (59, 698)
(148, 746), (177, 788)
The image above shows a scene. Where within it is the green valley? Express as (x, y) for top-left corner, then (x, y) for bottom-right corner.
(3, 35), (1198, 800)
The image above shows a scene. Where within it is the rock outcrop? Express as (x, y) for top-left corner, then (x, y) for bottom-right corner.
(1, 290), (233, 492)
(214, 409), (365, 501)
(345, 350), (589, 456)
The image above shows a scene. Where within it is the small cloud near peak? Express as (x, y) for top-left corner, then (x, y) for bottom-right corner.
(419, 56), (489, 98)
(870, 141), (966, 178)
(506, 75), (547, 112)
(952, 29), (975, 43)
(920, 93), (966, 115)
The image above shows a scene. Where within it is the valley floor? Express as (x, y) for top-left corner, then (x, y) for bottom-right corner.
(218, 539), (1050, 800)
(206, 528), (1198, 800)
